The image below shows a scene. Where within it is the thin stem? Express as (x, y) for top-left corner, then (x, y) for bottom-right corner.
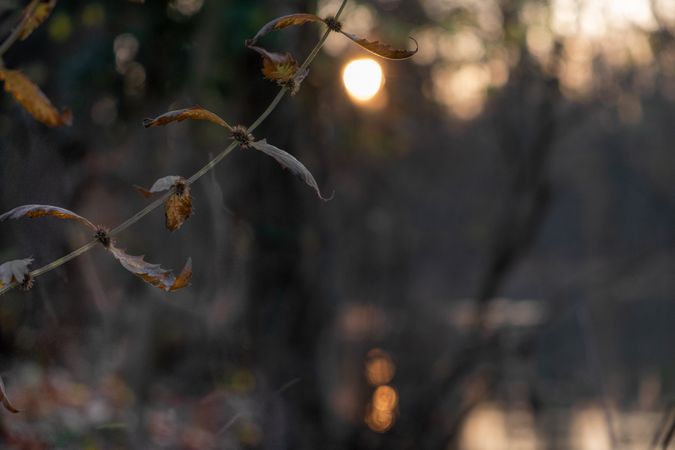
(248, 88), (288, 133)
(31, 241), (98, 278)
(110, 193), (170, 235)
(0, 0), (40, 58)
(0, 0), (349, 297)
(187, 142), (238, 184)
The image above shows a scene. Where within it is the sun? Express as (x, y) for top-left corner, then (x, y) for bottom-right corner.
(342, 58), (384, 102)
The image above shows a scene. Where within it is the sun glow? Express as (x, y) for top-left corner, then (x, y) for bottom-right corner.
(342, 58), (384, 102)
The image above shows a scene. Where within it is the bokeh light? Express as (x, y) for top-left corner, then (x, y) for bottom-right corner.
(365, 348), (396, 386)
(343, 58), (384, 102)
(365, 385), (399, 433)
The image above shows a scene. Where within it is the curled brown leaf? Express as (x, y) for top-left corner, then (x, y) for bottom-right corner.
(248, 45), (300, 83)
(339, 32), (418, 60)
(247, 13), (323, 46)
(250, 140), (333, 201)
(108, 245), (192, 292)
(0, 69), (72, 127)
(143, 106), (232, 130)
(0, 204), (97, 230)
(165, 182), (192, 232)
(0, 258), (33, 290)
(134, 176), (193, 231)
(19, 0), (57, 41)
(0, 377), (18, 414)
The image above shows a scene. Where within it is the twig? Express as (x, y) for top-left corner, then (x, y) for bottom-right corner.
(0, 0), (349, 296)
(0, 0), (41, 58)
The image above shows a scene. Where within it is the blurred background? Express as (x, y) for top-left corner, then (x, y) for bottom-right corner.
(0, 0), (674, 448)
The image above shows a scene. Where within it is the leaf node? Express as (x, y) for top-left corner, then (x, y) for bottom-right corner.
(323, 16), (342, 33)
(231, 125), (254, 148)
(94, 228), (111, 248)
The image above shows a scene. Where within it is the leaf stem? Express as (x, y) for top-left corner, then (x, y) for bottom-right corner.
(0, 0), (349, 296)
(0, 0), (41, 58)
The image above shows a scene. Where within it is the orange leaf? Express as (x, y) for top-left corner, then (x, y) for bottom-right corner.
(340, 32), (418, 60)
(0, 204), (97, 230)
(0, 377), (18, 414)
(19, 0), (57, 41)
(143, 106), (231, 130)
(0, 258), (33, 290)
(165, 183), (192, 232)
(248, 46), (300, 83)
(0, 69), (72, 127)
(108, 245), (192, 292)
(247, 13), (323, 46)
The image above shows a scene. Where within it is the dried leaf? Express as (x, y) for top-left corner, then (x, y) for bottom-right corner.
(18, 0), (57, 41)
(247, 13), (323, 45)
(143, 106), (231, 130)
(0, 377), (18, 414)
(340, 32), (418, 60)
(250, 140), (333, 201)
(0, 204), (96, 230)
(0, 258), (33, 289)
(108, 245), (192, 292)
(165, 183), (192, 232)
(133, 176), (193, 231)
(248, 46), (300, 83)
(0, 69), (72, 127)
(134, 175), (183, 197)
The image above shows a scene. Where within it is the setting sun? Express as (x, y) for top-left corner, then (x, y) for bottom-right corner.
(342, 58), (384, 102)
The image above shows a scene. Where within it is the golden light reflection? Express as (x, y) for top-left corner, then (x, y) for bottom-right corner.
(366, 406), (395, 433)
(365, 349), (395, 386)
(569, 406), (612, 450)
(343, 58), (384, 102)
(431, 63), (491, 120)
(459, 404), (508, 450)
(366, 385), (398, 433)
(373, 385), (398, 411)
(416, 0), (666, 111)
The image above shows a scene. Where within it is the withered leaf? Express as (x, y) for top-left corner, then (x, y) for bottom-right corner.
(0, 377), (18, 414)
(247, 13), (323, 46)
(165, 183), (192, 232)
(143, 106), (232, 130)
(0, 258), (33, 289)
(0, 204), (97, 230)
(108, 245), (192, 292)
(248, 46), (300, 83)
(134, 175), (183, 198)
(250, 140), (333, 201)
(18, 0), (57, 41)
(339, 32), (418, 60)
(0, 69), (72, 127)
(133, 176), (193, 231)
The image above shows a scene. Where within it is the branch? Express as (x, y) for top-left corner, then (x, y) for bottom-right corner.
(0, 0), (349, 296)
(0, 0), (41, 58)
